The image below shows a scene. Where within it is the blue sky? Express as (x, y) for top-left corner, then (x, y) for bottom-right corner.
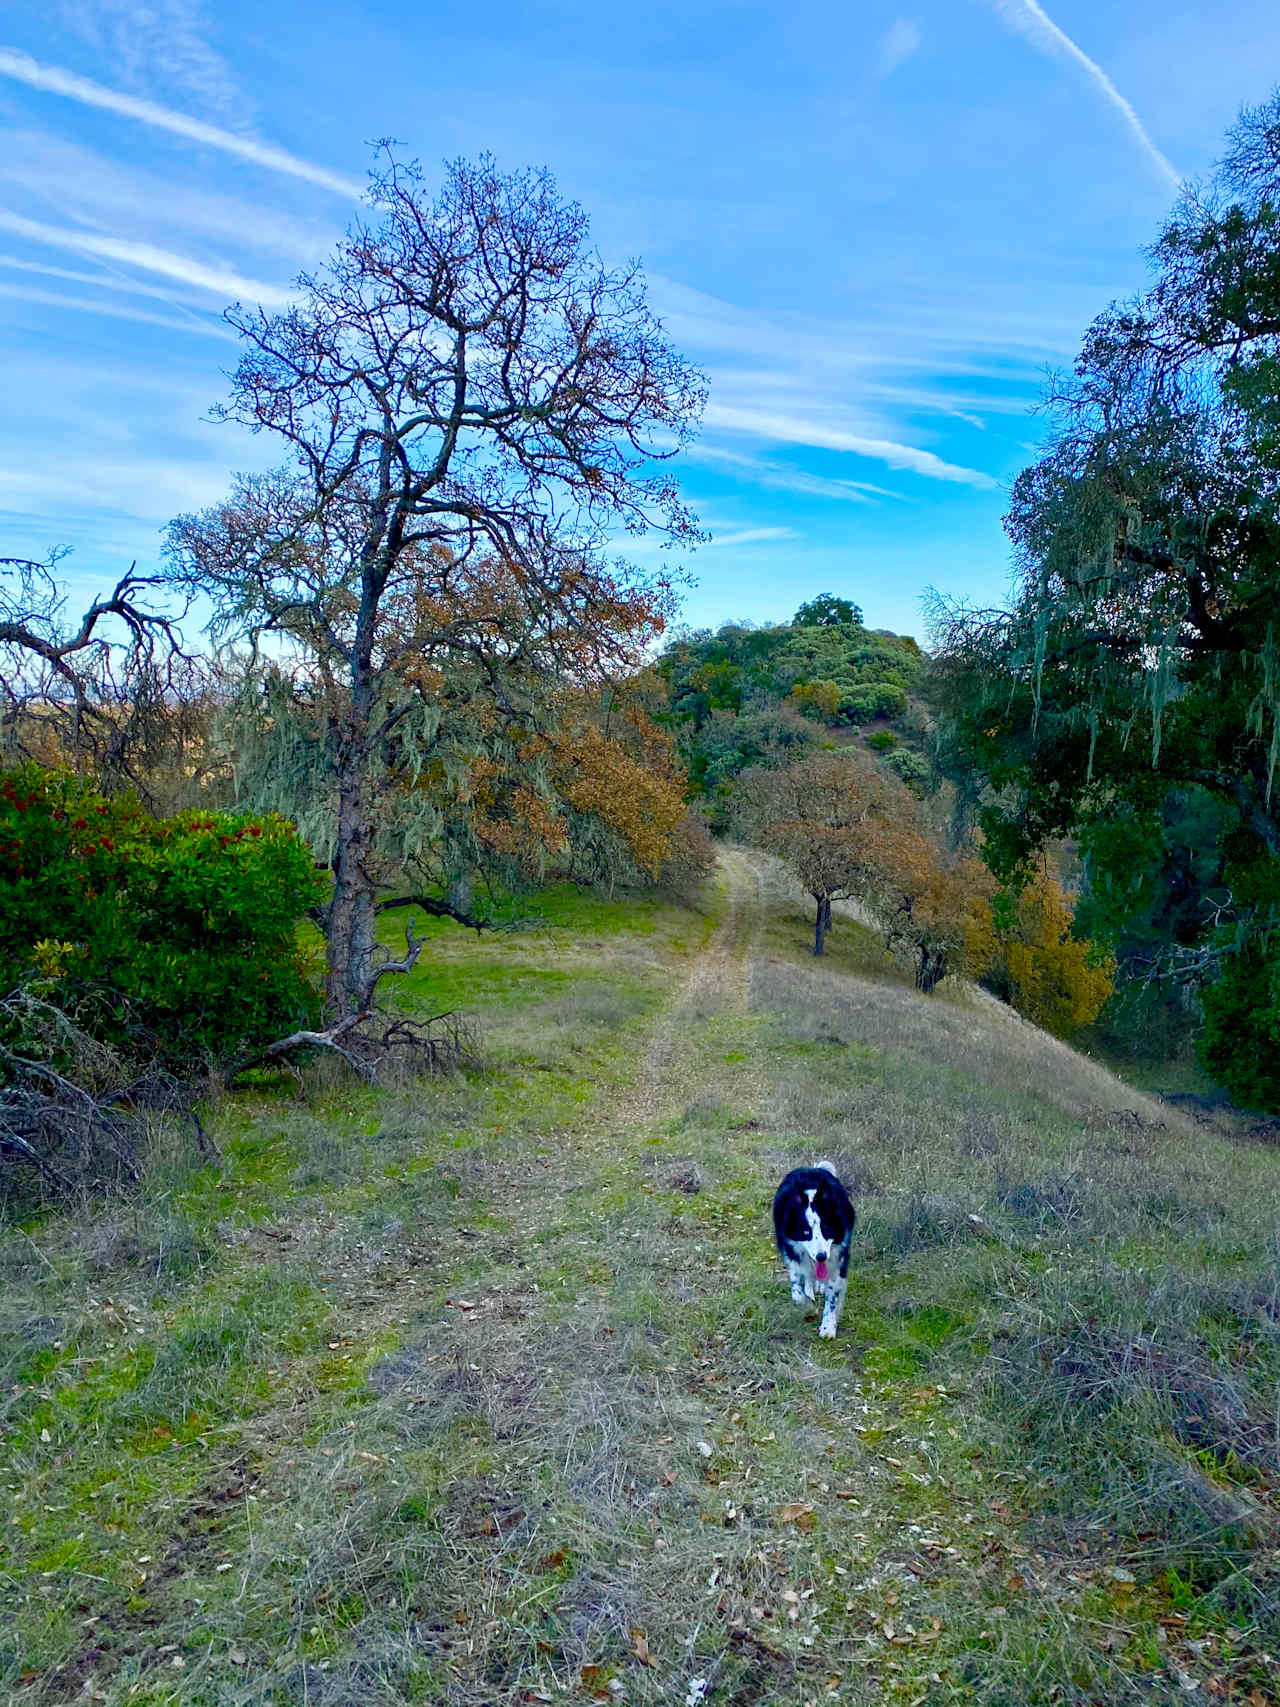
(1, 1), (1278, 642)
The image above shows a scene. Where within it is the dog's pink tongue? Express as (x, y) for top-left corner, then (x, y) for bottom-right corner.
(815, 1258), (829, 1281)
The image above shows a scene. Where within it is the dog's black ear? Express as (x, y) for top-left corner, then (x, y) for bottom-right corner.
(813, 1174), (854, 1240)
(777, 1189), (807, 1242)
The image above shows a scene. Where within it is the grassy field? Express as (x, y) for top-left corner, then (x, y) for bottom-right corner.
(3, 852), (1279, 1705)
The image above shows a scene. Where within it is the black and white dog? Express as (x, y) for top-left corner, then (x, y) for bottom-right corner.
(772, 1159), (856, 1339)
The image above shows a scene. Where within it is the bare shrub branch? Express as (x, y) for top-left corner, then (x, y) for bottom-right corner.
(0, 990), (206, 1199)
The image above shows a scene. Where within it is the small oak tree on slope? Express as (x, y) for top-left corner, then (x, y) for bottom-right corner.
(165, 152), (704, 1029)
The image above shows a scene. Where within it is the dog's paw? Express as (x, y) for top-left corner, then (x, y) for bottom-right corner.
(789, 1281), (806, 1303)
(818, 1316), (837, 1340)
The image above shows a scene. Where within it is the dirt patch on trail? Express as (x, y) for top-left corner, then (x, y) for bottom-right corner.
(615, 848), (766, 1130)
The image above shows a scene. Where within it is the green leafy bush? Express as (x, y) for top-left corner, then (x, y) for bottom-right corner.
(788, 678), (843, 719)
(0, 765), (324, 1064)
(883, 748), (929, 792)
(1200, 943), (1280, 1111)
(839, 682), (909, 725)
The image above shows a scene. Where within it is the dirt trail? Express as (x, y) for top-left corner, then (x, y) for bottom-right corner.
(611, 846), (765, 1130)
(17, 847), (1229, 1707)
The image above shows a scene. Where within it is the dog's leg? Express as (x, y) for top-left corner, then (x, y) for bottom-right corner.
(818, 1274), (847, 1338)
(785, 1258), (810, 1303)
(819, 1240), (852, 1338)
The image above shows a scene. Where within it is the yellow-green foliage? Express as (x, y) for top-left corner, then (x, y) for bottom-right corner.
(997, 875), (1114, 1036)
(788, 677), (843, 719)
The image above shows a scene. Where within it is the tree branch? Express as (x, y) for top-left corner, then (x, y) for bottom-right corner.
(376, 893), (490, 933)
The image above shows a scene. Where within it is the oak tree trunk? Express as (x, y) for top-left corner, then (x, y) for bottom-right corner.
(326, 763), (379, 1016)
(813, 893), (832, 956)
(915, 944), (947, 994)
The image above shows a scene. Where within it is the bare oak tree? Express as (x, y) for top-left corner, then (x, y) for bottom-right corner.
(164, 152), (705, 1025)
(1, 552), (188, 791)
(0, 553), (203, 805)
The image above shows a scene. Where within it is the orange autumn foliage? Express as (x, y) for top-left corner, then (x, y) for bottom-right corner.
(739, 749), (995, 986)
(551, 721), (686, 877)
(435, 676), (690, 889)
(857, 815), (996, 992)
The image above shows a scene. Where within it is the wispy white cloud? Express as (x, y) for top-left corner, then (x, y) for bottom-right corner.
(0, 278), (236, 338)
(987, 0), (1181, 191)
(0, 46), (362, 196)
(0, 207), (293, 306)
(686, 443), (897, 504)
(0, 454), (233, 522)
(54, 0), (246, 123)
(649, 273), (1080, 383)
(861, 382), (991, 427)
(876, 18), (921, 80)
(705, 525), (800, 548)
(646, 274), (1020, 489)
(703, 402), (998, 488)
(0, 252), (210, 304)
(0, 132), (336, 262)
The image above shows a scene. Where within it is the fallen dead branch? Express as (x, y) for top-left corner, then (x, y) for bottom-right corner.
(0, 989), (210, 1198)
(227, 1006), (479, 1087)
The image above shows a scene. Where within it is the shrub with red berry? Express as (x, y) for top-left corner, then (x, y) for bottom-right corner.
(0, 764), (325, 1063)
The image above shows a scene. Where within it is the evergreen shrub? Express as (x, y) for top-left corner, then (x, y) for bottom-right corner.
(883, 749), (930, 792)
(840, 683), (909, 724)
(0, 765), (324, 1064)
(1200, 943), (1280, 1111)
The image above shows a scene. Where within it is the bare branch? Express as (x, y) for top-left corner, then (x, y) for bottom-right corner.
(376, 893), (490, 933)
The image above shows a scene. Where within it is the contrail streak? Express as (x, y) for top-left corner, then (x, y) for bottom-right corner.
(0, 208), (294, 307)
(0, 46), (363, 198)
(989, 0), (1181, 192)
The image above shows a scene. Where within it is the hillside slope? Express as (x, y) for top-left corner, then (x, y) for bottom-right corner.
(3, 852), (1278, 1706)
(749, 849), (1185, 1129)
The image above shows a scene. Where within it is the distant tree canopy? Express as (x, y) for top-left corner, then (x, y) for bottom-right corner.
(654, 607), (926, 837)
(659, 610), (919, 728)
(736, 748), (993, 988)
(930, 91), (1280, 1107)
(791, 593), (863, 630)
(735, 749), (898, 956)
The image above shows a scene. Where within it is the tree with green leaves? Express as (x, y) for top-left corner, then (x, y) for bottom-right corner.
(930, 91), (1280, 1106)
(165, 151), (704, 1042)
(659, 618), (920, 760)
(791, 593), (863, 629)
